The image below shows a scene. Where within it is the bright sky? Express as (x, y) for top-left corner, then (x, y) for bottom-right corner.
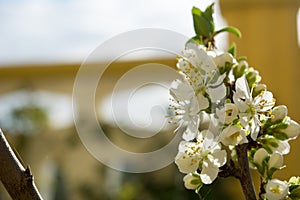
(0, 0), (227, 65)
(1, 1), (299, 65)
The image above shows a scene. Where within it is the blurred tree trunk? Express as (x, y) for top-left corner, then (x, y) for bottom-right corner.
(0, 129), (43, 200)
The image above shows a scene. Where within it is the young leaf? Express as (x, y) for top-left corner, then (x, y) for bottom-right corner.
(192, 13), (211, 38)
(228, 43), (236, 57)
(185, 36), (203, 47)
(202, 3), (214, 22)
(215, 26), (242, 38)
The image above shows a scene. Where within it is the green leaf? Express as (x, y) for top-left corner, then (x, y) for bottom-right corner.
(186, 36), (203, 46)
(192, 14), (212, 38)
(215, 26), (242, 38)
(203, 3), (214, 22)
(192, 5), (214, 38)
(192, 6), (201, 16)
(228, 43), (236, 57)
(203, 3), (215, 32)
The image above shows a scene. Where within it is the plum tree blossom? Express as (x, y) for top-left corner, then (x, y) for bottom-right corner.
(265, 179), (288, 200)
(175, 131), (226, 184)
(233, 76), (275, 140)
(219, 125), (248, 146)
(170, 3), (300, 199)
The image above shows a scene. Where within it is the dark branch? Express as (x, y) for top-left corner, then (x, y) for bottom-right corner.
(0, 129), (43, 200)
(236, 143), (257, 200)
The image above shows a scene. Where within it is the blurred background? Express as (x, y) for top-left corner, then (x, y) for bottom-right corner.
(0, 0), (299, 199)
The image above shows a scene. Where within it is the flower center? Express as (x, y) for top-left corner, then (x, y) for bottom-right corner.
(230, 131), (240, 140)
(270, 185), (281, 194)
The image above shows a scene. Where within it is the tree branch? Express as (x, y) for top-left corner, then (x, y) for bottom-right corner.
(236, 143), (257, 200)
(0, 129), (43, 200)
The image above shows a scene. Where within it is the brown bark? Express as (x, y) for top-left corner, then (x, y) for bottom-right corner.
(236, 143), (257, 200)
(0, 129), (43, 200)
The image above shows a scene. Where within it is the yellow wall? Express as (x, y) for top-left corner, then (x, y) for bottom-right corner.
(220, 0), (300, 179)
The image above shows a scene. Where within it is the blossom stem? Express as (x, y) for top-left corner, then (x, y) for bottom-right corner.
(236, 143), (257, 200)
(258, 177), (266, 200)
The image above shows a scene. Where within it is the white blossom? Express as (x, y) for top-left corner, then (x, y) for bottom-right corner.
(178, 45), (227, 104)
(233, 76), (275, 140)
(183, 43), (217, 73)
(175, 131), (227, 184)
(265, 179), (288, 200)
(219, 125), (248, 146)
(169, 79), (201, 140)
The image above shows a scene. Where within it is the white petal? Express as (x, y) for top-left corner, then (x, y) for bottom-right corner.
(175, 152), (199, 174)
(208, 84), (226, 102)
(271, 105), (288, 122)
(199, 111), (211, 130)
(178, 141), (189, 152)
(197, 93), (209, 110)
(183, 127), (198, 141)
(268, 153), (283, 169)
(201, 131), (219, 150)
(200, 160), (219, 184)
(210, 150), (227, 167)
(233, 94), (249, 113)
(216, 103), (238, 125)
(170, 79), (194, 101)
(253, 148), (268, 166)
(250, 117), (260, 140)
(196, 48), (217, 72)
(213, 52), (234, 67)
(283, 119), (300, 139)
(189, 96), (201, 115)
(271, 140), (290, 155)
(235, 76), (251, 100)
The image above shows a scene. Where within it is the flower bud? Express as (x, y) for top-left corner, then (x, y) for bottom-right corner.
(289, 176), (300, 185)
(265, 179), (288, 200)
(253, 148), (268, 166)
(233, 60), (248, 78)
(271, 105), (288, 123)
(289, 177), (300, 198)
(252, 83), (266, 97)
(213, 52), (234, 68)
(219, 125), (248, 146)
(183, 173), (202, 190)
(282, 118), (300, 139)
(268, 153), (283, 169)
(246, 67), (261, 86)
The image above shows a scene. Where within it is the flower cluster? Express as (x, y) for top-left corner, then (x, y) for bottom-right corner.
(169, 4), (300, 199)
(169, 43), (300, 199)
